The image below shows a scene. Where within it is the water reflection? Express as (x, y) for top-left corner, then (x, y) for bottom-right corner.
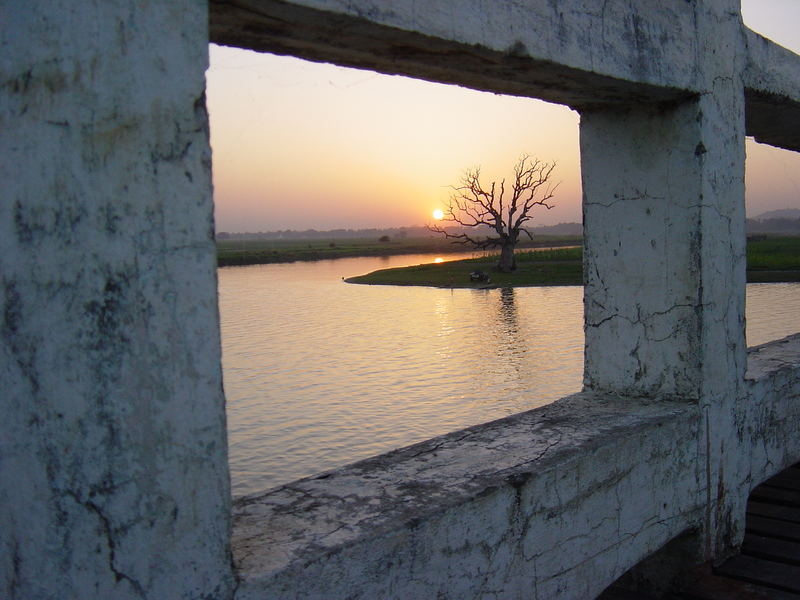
(498, 287), (519, 334)
(487, 288), (532, 391)
(219, 257), (800, 497)
(746, 283), (800, 346)
(490, 287), (526, 388)
(219, 257), (584, 495)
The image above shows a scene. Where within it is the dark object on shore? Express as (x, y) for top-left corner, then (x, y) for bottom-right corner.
(470, 270), (491, 283)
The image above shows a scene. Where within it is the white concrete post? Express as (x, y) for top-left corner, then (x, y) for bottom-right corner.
(581, 0), (748, 560)
(1, 2), (234, 598)
(580, 96), (746, 401)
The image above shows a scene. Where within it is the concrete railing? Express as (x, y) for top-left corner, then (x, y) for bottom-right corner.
(231, 335), (800, 599)
(4, 1), (800, 598)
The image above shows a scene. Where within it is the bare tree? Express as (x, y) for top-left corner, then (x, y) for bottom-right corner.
(430, 155), (558, 272)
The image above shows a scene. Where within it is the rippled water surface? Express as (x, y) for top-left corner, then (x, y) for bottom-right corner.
(219, 257), (800, 497)
(745, 283), (800, 347)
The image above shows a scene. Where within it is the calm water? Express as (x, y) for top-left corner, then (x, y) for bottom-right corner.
(219, 255), (800, 497)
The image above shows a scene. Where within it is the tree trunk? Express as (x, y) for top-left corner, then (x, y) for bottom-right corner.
(497, 242), (516, 272)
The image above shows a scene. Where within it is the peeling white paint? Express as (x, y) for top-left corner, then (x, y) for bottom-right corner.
(1, 2), (233, 599)
(3, 1), (800, 598)
(230, 336), (800, 599)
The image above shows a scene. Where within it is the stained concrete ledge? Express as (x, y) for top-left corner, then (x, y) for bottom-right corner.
(232, 392), (701, 599)
(744, 30), (800, 153)
(745, 333), (800, 380)
(231, 335), (800, 599)
(209, 0), (696, 111)
(743, 333), (800, 489)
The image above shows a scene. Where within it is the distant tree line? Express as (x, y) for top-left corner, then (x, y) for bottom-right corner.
(215, 217), (800, 241)
(216, 227), (418, 240)
(216, 222), (583, 240)
(746, 217), (800, 235)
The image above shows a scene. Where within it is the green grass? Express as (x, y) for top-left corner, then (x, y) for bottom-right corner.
(747, 236), (800, 269)
(345, 247), (583, 287)
(217, 234), (799, 285)
(216, 235), (582, 266)
(346, 237), (800, 288)
(217, 237), (426, 266)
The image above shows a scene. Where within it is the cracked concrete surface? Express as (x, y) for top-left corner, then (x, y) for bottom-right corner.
(231, 337), (800, 599)
(233, 392), (700, 599)
(1, 2), (234, 599)
(4, 1), (800, 598)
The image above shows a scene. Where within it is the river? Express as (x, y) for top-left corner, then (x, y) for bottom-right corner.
(218, 254), (800, 497)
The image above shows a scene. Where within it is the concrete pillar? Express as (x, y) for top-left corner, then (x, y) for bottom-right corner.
(580, 96), (746, 402)
(1, 2), (234, 598)
(580, 0), (748, 563)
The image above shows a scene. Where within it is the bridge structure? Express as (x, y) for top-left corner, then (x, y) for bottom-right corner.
(2, 1), (800, 598)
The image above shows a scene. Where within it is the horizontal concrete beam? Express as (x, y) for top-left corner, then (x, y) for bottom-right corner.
(212, 2), (800, 151)
(209, 0), (696, 109)
(231, 335), (800, 599)
(744, 30), (800, 152)
(232, 392), (702, 599)
(743, 333), (800, 485)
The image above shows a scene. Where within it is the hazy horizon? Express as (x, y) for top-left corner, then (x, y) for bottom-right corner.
(207, 1), (800, 233)
(216, 207), (800, 235)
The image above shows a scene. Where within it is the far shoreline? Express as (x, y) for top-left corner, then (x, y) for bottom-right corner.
(216, 234), (800, 287)
(216, 235), (582, 267)
(344, 238), (800, 288)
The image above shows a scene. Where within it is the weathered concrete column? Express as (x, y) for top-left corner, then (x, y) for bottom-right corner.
(580, 0), (747, 562)
(580, 97), (746, 401)
(1, 2), (234, 598)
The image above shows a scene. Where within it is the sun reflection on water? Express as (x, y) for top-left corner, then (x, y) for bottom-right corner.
(219, 256), (800, 497)
(219, 255), (584, 496)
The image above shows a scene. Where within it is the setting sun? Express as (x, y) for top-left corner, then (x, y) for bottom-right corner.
(432, 209), (444, 220)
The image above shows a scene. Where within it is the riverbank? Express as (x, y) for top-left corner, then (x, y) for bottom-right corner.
(346, 247), (583, 287)
(216, 235), (582, 266)
(346, 237), (800, 287)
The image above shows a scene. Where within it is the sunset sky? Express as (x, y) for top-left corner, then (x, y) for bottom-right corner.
(206, 1), (800, 233)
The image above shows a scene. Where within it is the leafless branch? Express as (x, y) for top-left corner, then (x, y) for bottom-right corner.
(427, 154), (559, 271)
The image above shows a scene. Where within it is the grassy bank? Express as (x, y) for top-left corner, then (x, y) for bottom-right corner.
(216, 235), (582, 267)
(746, 236), (800, 282)
(346, 247), (583, 287)
(346, 237), (800, 288)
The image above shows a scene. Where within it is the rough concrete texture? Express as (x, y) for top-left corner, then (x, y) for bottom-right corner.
(233, 392), (701, 599)
(580, 100), (730, 399)
(212, 0), (800, 595)
(1, 2), (234, 599)
(581, 0), (750, 562)
(211, 0), (700, 110)
(231, 334), (800, 599)
(743, 334), (800, 487)
(744, 29), (800, 152)
(4, 0), (800, 598)
(211, 0), (800, 147)
(582, 0), (747, 402)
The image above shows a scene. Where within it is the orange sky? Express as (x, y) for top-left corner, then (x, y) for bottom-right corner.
(206, 1), (800, 233)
